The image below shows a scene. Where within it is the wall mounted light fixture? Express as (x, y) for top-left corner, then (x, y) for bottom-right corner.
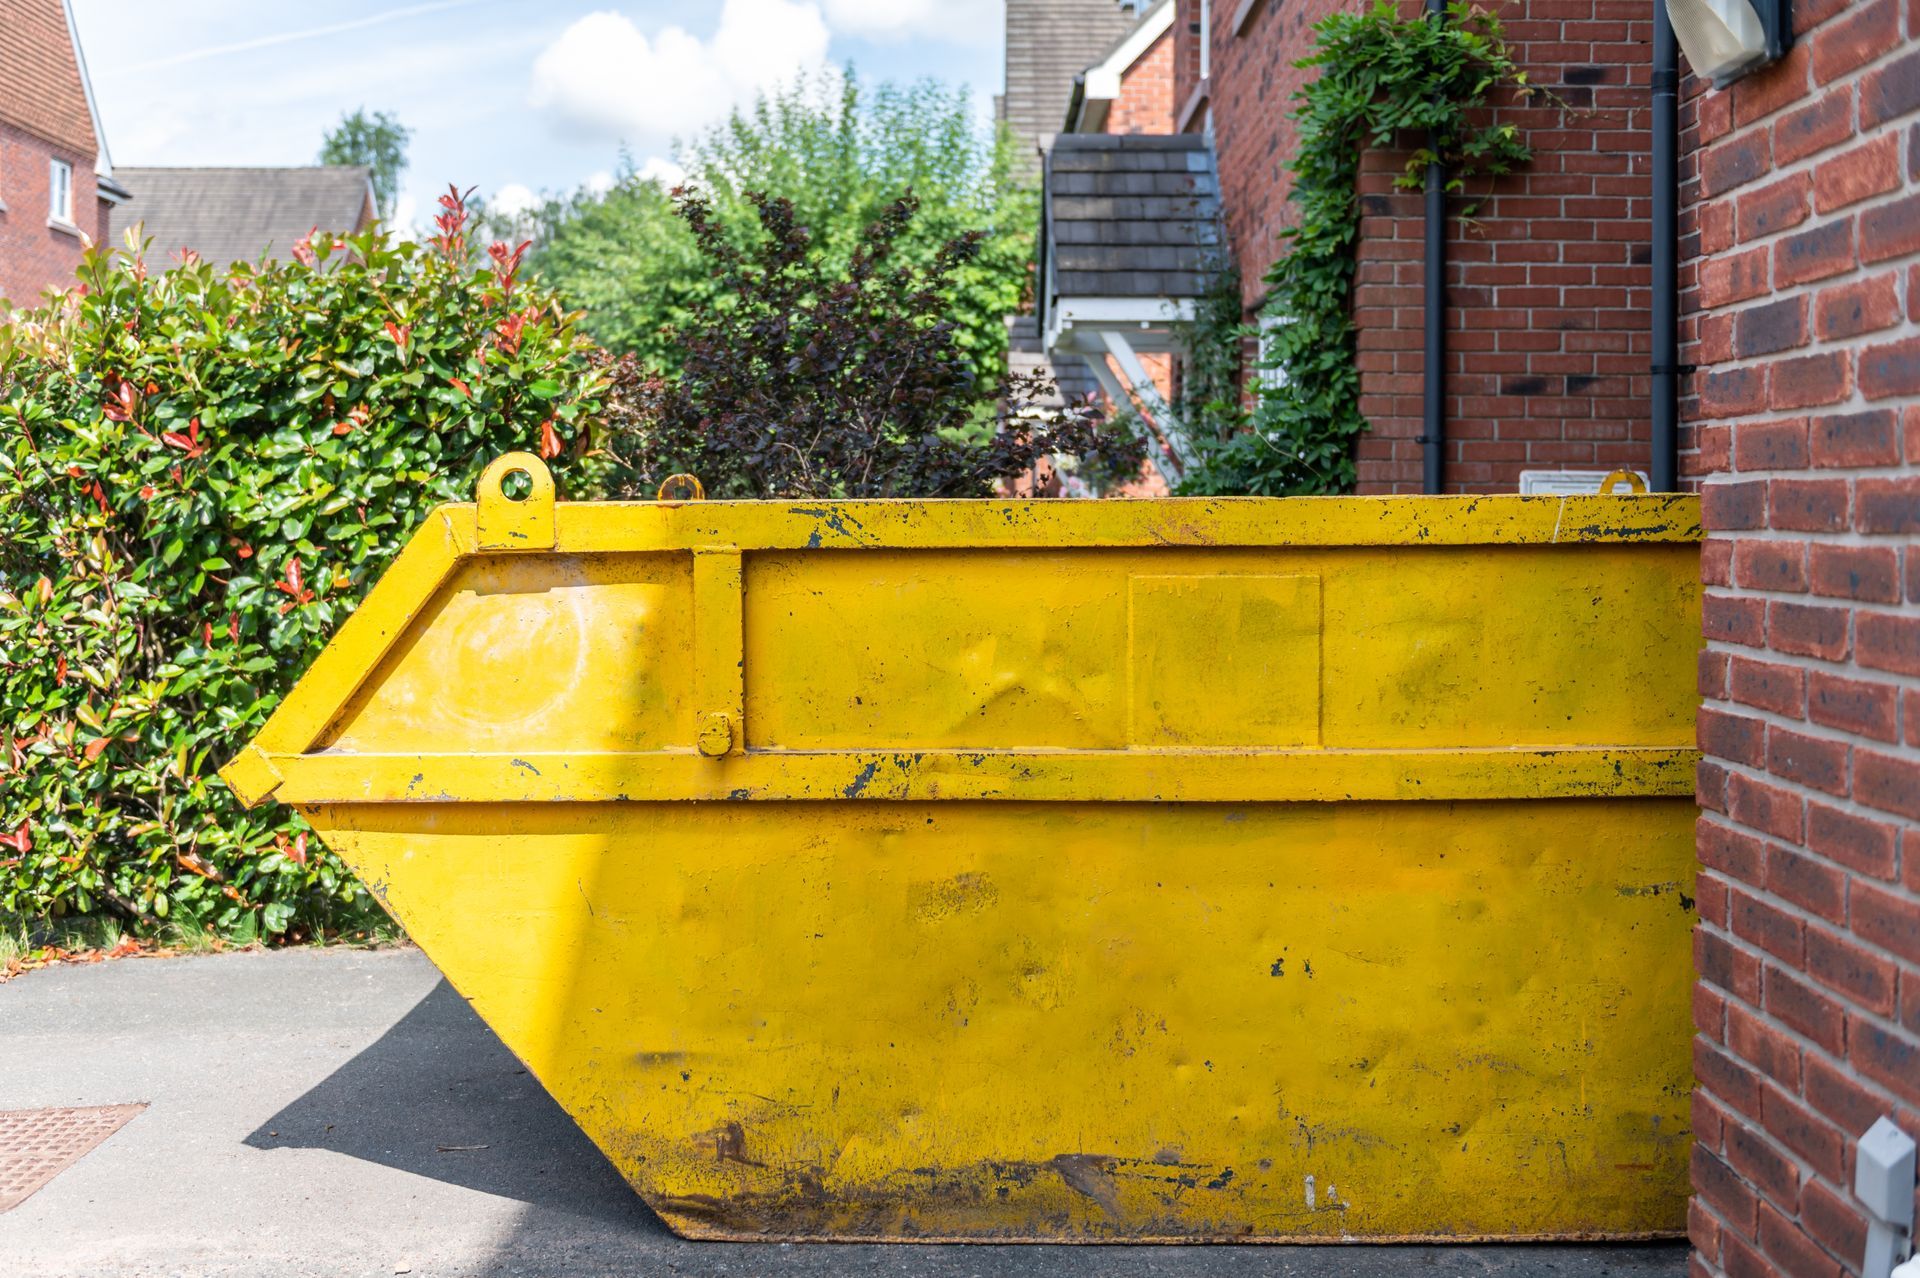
(1664, 0), (1792, 86)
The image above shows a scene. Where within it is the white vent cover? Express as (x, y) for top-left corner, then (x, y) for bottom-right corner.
(1518, 470), (1650, 496)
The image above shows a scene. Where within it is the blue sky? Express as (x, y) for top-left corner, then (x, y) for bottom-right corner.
(71, 0), (1004, 229)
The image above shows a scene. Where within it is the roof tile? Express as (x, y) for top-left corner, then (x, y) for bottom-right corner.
(1041, 133), (1225, 308)
(109, 167), (376, 269)
(0, 0), (97, 155)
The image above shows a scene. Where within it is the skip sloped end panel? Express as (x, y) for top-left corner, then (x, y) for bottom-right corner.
(306, 797), (1694, 1242)
(315, 553), (694, 756)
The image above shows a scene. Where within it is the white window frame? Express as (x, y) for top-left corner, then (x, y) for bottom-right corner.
(48, 158), (74, 226)
(1256, 313), (1290, 391)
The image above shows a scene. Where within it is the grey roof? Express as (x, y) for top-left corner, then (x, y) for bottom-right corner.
(109, 167), (375, 269)
(1041, 134), (1224, 308)
(1002, 0), (1141, 177)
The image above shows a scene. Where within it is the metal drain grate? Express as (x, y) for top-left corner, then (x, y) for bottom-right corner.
(0, 1104), (147, 1212)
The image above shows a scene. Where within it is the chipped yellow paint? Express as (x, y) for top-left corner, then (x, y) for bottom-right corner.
(224, 453), (1704, 1243)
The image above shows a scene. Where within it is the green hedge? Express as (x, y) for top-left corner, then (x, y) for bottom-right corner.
(0, 197), (604, 940)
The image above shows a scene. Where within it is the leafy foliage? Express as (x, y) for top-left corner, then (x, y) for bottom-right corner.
(1191, 1), (1533, 495)
(0, 192), (603, 939)
(319, 108), (412, 221)
(498, 177), (707, 378)
(1163, 264), (1282, 495)
(519, 73), (1036, 392)
(600, 189), (1142, 499)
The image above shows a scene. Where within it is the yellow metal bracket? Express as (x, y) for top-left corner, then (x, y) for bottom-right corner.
(692, 547), (744, 757)
(220, 744), (284, 808)
(476, 452), (556, 550)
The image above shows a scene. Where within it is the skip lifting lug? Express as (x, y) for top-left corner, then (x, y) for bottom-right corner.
(657, 474), (705, 502)
(476, 452), (557, 550)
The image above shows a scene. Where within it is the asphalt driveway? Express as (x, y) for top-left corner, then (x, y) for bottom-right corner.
(0, 947), (1689, 1277)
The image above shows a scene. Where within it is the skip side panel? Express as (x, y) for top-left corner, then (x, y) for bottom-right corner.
(310, 797), (1695, 1242)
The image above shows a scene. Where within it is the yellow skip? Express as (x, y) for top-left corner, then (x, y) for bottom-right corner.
(226, 453), (1702, 1242)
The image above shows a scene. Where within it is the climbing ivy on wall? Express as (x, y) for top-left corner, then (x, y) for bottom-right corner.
(1193, 0), (1536, 495)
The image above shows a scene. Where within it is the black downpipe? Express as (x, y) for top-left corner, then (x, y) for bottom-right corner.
(1651, 1), (1679, 491)
(1421, 0), (1447, 495)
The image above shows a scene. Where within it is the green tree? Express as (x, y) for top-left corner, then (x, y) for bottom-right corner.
(319, 108), (411, 221)
(598, 189), (1140, 499)
(525, 73), (1035, 391)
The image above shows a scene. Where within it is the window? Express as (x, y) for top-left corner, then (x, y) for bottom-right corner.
(48, 159), (73, 224)
(1255, 314), (1290, 391)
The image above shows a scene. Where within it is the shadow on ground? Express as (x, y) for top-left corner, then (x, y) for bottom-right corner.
(246, 976), (1691, 1278)
(244, 978), (662, 1234)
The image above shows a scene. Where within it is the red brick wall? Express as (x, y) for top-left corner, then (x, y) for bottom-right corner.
(1356, 0), (1656, 493)
(1191, 0), (1659, 493)
(1172, 0), (1211, 126)
(1107, 28), (1176, 134)
(1684, 0), (1920, 1273)
(1204, 0), (1349, 306)
(0, 119), (97, 310)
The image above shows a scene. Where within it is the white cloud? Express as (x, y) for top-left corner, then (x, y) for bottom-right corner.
(529, 1), (830, 146)
(632, 156), (686, 188)
(821, 0), (1001, 44)
(490, 182), (540, 218)
(584, 169), (617, 195)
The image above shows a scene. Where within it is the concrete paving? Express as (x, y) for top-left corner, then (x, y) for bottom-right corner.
(0, 947), (1689, 1278)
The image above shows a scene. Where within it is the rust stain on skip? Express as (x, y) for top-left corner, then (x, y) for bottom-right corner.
(222, 452), (1702, 1243)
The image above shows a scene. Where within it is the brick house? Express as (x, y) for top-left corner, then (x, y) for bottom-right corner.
(1001, 0), (1145, 176)
(0, 0), (129, 310)
(1030, 0), (1206, 490)
(1041, 0), (1208, 488)
(1681, 5), (1920, 1278)
(1037, 0), (1919, 1272)
(1171, 0), (1660, 494)
(1064, 0), (1179, 135)
(0, 3), (373, 304)
(1038, 131), (1222, 489)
